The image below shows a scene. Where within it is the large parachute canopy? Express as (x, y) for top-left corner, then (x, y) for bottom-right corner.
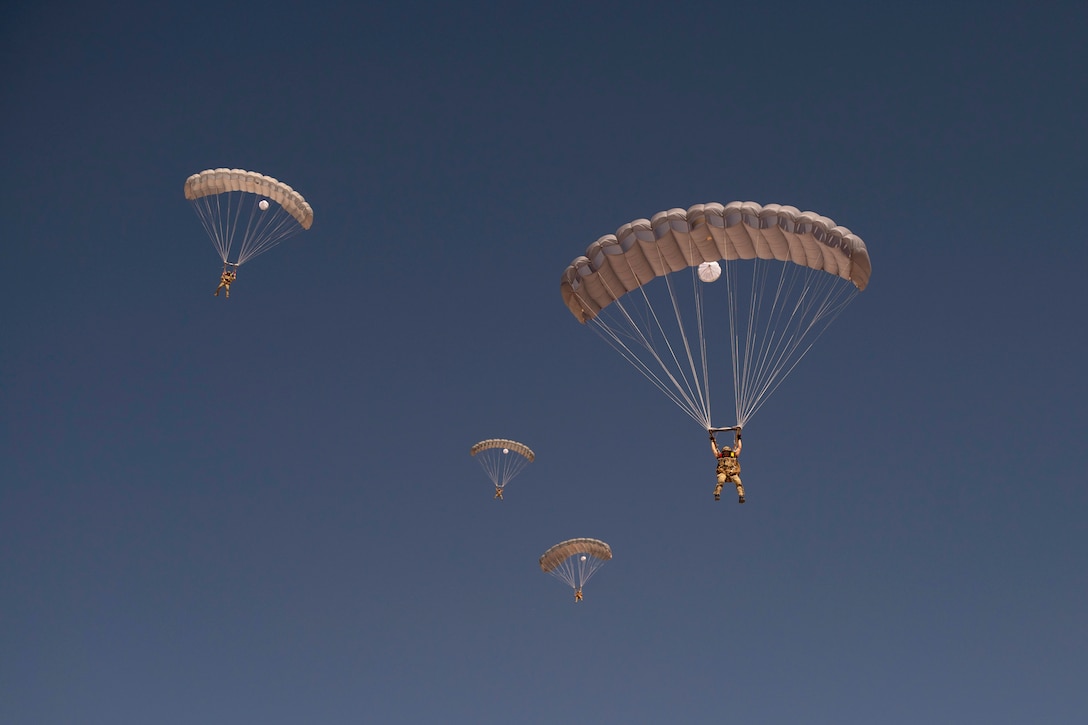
(470, 439), (535, 496)
(539, 537), (612, 600)
(185, 168), (314, 267)
(561, 201), (871, 429)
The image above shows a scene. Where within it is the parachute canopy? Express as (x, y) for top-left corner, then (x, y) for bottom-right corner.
(539, 537), (612, 571)
(540, 537), (612, 598)
(185, 168), (314, 267)
(470, 438), (535, 494)
(562, 201), (869, 323)
(560, 201), (870, 428)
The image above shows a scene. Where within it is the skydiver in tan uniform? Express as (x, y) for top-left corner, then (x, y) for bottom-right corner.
(574, 588), (583, 602)
(214, 265), (238, 298)
(710, 427), (744, 503)
(494, 486), (504, 500)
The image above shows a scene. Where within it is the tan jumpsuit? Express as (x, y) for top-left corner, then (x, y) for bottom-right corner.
(714, 448), (744, 502)
(214, 270), (236, 298)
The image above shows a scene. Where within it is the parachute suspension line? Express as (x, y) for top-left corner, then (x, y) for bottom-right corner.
(579, 250), (713, 429)
(727, 257), (860, 426)
(692, 255), (714, 429)
(215, 189), (244, 264)
(475, 448), (532, 490)
(730, 256), (790, 426)
(234, 202), (300, 266)
(586, 310), (710, 430)
(730, 258), (794, 426)
(580, 554), (607, 588)
(234, 197), (265, 266)
(190, 192), (305, 267)
(744, 271), (858, 420)
(477, 453), (499, 488)
(749, 262), (814, 423)
(193, 189), (250, 265)
(635, 237), (713, 429)
(725, 256), (742, 427)
(547, 554), (607, 592)
(658, 243), (714, 429)
(192, 194), (231, 263)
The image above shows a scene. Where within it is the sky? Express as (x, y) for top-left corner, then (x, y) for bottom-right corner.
(2, 1), (1086, 723)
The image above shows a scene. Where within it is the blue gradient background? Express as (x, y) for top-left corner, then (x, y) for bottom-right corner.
(2, 2), (1085, 723)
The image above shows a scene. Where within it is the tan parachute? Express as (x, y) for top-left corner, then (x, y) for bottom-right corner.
(561, 201), (871, 429)
(539, 538), (612, 601)
(470, 439), (535, 498)
(185, 168), (314, 267)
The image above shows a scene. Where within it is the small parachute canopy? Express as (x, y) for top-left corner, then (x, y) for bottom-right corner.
(539, 537), (612, 571)
(185, 168), (314, 267)
(470, 438), (535, 495)
(539, 537), (612, 599)
(470, 439), (535, 461)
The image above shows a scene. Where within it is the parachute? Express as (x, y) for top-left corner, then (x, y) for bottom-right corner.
(470, 439), (535, 497)
(539, 538), (612, 600)
(561, 201), (871, 429)
(185, 168), (314, 267)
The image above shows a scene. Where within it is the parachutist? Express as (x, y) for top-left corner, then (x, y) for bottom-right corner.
(471, 439), (535, 499)
(214, 265), (238, 299)
(540, 538), (611, 601)
(710, 429), (744, 503)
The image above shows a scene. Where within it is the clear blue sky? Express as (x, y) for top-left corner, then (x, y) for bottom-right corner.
(2, 2), (1086, 723)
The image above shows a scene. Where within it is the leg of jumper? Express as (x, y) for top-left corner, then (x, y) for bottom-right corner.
(732, 474), (745, 503)
(714, 473), (726, 500)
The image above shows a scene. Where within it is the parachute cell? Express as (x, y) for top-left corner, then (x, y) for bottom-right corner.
(560, 201), (871, 429)
(185, 168), (314, 267)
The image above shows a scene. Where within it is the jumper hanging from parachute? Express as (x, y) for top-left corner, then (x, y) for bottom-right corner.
(560, 201), (871, 430)
(539, 537), (612, 602)
(185, 168), (314, 275)
(470, 438), (535, 500)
